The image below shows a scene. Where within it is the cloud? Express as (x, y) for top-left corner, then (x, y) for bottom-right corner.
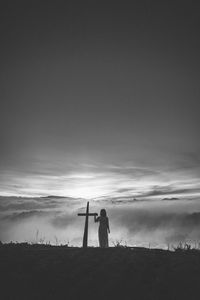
(51, 213), (76, 229)
(137, 185), (200, 199)
(107, 203), (200, 246)
(2, 210), (50, 222)
(1, 194), (200, 247)
(0, 201), (46, 212)
(0, 195), (81, 214)
(162, 198), (179, 201)
(0, 154), (200, 201)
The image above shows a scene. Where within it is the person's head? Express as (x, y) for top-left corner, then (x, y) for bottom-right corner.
(100, 209), (107, 217)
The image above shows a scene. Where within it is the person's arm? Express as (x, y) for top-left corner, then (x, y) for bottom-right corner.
(107, 217), (110, 233)
(94, 215), (99, 223)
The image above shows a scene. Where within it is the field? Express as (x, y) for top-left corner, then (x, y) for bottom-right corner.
(1, 243), (200, 300)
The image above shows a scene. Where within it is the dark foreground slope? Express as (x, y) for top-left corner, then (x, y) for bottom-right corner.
(0, 244), (200, 300)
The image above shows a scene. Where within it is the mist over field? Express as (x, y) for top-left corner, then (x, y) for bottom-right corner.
(1, 195), (200, 248)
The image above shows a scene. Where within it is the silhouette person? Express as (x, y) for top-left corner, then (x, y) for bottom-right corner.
(94, 209), (110, 248)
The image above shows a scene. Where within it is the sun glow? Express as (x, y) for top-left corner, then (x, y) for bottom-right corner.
(63, 185), (106, 199)
(61, 172), (116, 199)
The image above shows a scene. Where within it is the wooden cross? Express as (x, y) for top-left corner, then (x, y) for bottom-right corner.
(78, 201), (98, 248)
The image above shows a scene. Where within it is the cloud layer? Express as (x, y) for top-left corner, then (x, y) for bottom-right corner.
(0, 155), (200, 200)
(1, 195), (200, 248)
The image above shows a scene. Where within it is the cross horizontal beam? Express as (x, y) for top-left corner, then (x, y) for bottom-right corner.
(78, 213), (98, 216)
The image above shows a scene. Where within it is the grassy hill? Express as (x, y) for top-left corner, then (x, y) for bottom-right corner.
(0, 243), (200, 300)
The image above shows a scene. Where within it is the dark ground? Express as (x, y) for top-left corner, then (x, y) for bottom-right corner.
(0, 243), (200, 300)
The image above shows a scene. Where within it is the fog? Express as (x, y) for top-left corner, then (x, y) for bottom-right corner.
(1, 196), (200, 249)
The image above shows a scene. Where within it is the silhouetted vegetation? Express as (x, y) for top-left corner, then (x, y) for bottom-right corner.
(1, 242), (200, 300)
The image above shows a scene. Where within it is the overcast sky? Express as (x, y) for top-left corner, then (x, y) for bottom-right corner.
(0, 1), (200, 200)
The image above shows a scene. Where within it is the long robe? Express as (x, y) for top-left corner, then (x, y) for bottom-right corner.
(96, 216), (109, 248)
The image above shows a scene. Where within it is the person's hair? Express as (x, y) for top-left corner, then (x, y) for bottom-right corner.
(100, 209), (107, 217)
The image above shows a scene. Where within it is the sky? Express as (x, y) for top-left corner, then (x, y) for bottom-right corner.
(0, 1), (200, 247)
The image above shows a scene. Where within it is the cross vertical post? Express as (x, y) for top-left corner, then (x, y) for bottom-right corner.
(78, 201), (97, 248)
(83, 202), (89, 248)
